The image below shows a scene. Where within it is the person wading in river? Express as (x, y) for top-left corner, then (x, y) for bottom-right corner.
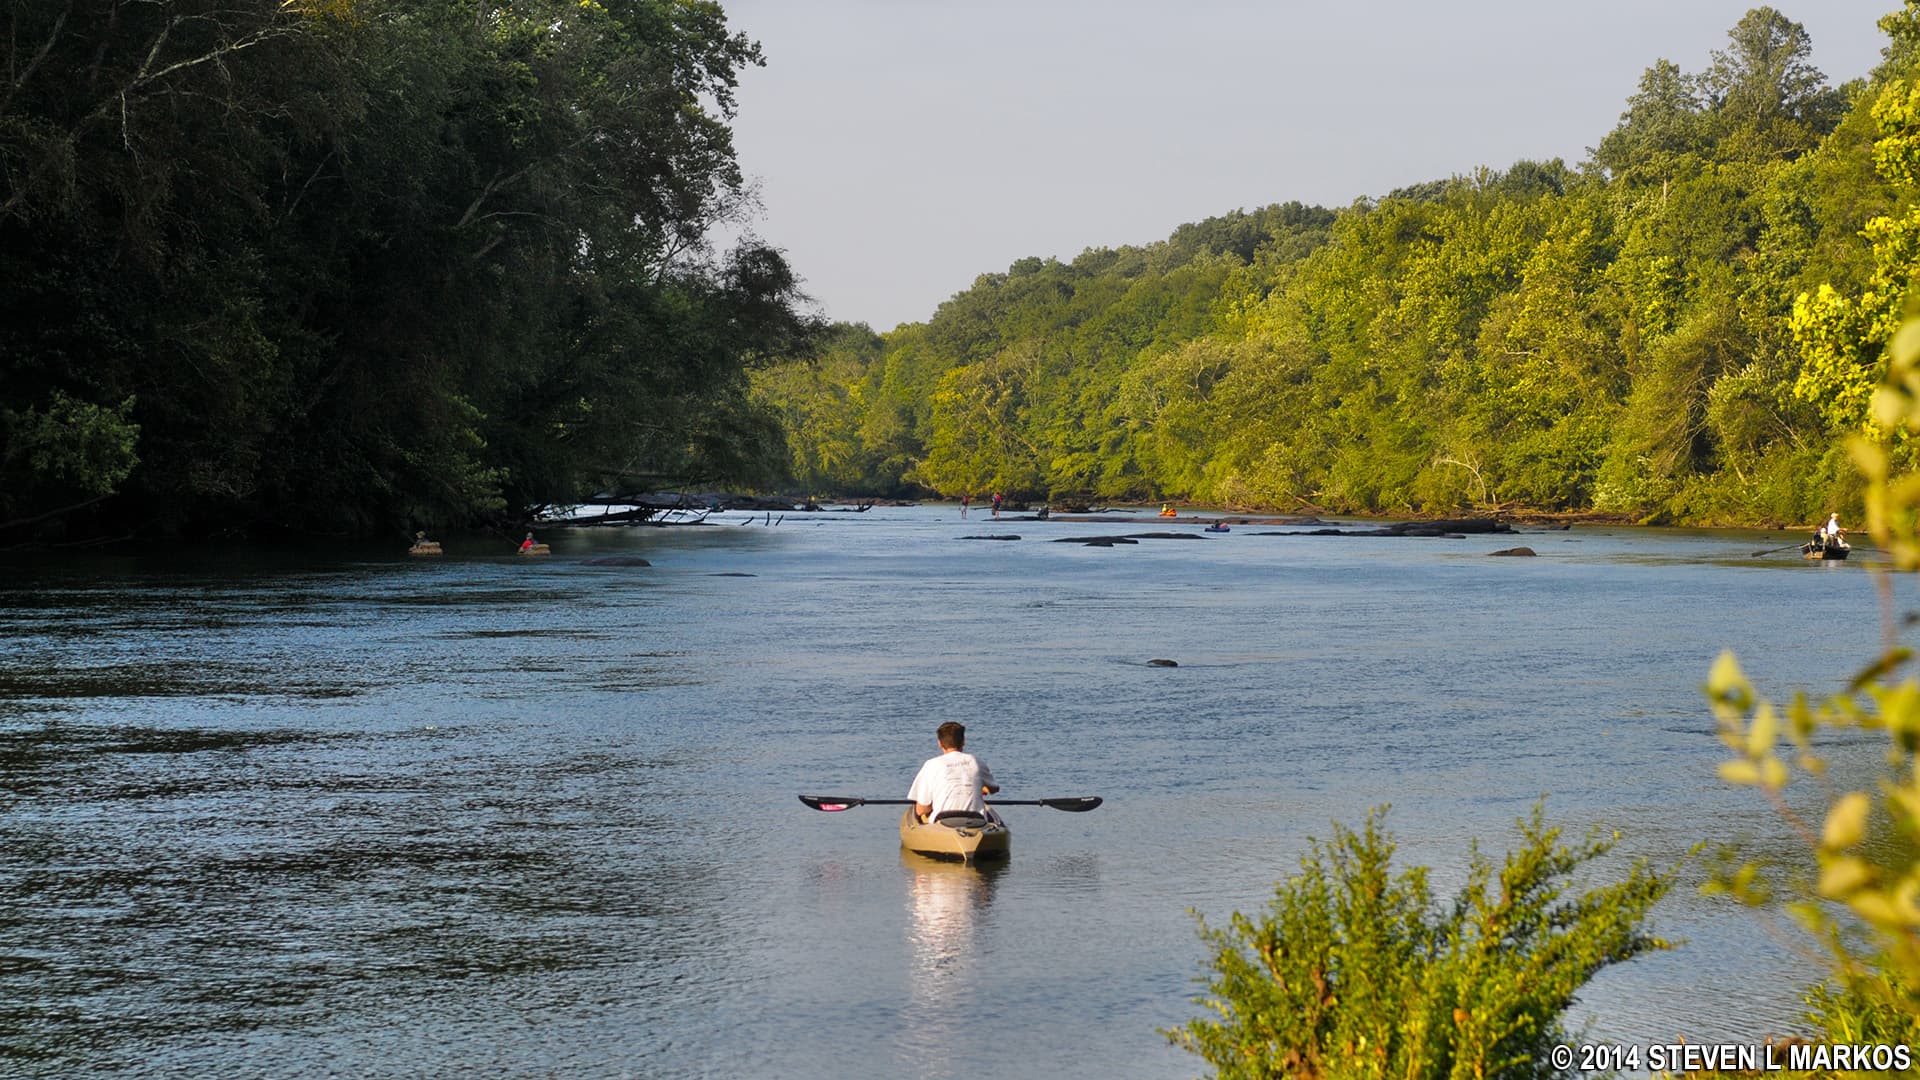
(909, 722), (999, 823)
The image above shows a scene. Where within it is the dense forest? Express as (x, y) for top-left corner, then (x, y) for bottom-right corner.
(755, 5), (1920, 525)
(9, 3), (1920, 541)
(0, 0), (816, 542)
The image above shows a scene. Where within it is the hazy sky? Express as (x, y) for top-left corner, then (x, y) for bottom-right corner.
(721, 1), (1900, 331)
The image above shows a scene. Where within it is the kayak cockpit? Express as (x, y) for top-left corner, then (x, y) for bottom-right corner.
(899, 808), (1010, 863)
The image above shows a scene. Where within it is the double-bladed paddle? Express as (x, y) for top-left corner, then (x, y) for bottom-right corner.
(799, 794), (1102, 812)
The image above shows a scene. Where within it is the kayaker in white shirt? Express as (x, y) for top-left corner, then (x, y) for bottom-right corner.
(909, 722), (999, 823)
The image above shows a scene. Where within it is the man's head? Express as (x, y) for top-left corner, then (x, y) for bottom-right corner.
(936, 722), (966, 751)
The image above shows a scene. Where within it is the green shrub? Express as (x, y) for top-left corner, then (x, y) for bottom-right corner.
(1167, 806), (1675, 1079)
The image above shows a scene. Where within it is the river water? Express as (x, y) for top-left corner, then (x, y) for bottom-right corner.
(0, 507), (1896, 1077)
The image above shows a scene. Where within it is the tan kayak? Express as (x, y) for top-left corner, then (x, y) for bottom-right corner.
(899, 808), (1010, 863)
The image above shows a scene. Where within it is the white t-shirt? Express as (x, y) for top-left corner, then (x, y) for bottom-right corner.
(1826, 516), (1842, 538)
(908, 751), (996, 818)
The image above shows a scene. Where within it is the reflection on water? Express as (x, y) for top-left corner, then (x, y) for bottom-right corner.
(903, 852), (1003, 993)
(899, 852), (1005, 1078)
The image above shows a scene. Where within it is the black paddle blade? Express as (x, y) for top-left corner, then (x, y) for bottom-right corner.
(798, 795), (916, 811)
(1038, 796), (1102, 812)
(798, 795), (863, 811)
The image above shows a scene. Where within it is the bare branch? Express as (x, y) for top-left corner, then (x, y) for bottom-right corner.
(131, 21), (293, 89)
(1, 1), (72, 114)
(278, 147), (335, 224)
(0, 492), (113, 532)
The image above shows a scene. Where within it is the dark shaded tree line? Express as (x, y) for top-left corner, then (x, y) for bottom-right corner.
(1, 0), (816, 540)
(757, 6), (1920, 525)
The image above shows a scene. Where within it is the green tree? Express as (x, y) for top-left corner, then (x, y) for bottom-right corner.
(0, 0), (815, 539)
(1702, 6), (1847, 162)
(753, 4), (1908, 527)
(1168, 807), (1674, 1079)
(1591, 59), (1712, 188)
(0, 392), (140, 528)
(1792, 50), (1920, 436)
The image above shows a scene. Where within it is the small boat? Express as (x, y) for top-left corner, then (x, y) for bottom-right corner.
(408, 541), (442, 556)
(517, 543), (551, 557)
(899, 808), (1010, 863)
(1802, 540), (1849, 561)
(1203, 523), (1230, 533)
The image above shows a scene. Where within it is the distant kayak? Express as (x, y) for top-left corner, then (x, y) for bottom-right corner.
(1203, 523), (1229, 533)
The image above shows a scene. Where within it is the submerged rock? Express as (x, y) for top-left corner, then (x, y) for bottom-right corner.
(960, 535), (1022, 541)
(1147, 658), (1179, 667)
(1488, 546), (1536, 557)
(582, 556), (652, 566)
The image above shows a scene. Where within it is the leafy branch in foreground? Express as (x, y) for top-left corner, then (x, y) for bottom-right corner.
(1701, 45), (1920, 1037)
(1166, 805), (1673, 1079)
(1706, 312), (1920, 1047)
(1706, 641), (1920, 1044)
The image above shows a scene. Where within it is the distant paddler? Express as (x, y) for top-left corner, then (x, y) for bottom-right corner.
(517, 531), (551, 556)
(408, 530), (442, 556)
(1159, 503), (1176, 518)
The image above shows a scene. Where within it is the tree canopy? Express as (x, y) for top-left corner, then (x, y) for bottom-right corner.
(1, 0), (817, 540)
(11, 2), (1918, 536)
(757, 5), (1918, 526)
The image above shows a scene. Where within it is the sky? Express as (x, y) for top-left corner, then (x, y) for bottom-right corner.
(719, 1), (1902, 332)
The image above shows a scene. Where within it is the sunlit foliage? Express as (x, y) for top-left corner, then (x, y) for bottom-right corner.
(1166, 807), (1673, 1079)
(759, 5), (1912, 526)
(1702, 6), (1920, 1050)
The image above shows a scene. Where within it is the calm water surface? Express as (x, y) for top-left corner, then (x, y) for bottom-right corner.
(0, 508), (1899, 1076)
